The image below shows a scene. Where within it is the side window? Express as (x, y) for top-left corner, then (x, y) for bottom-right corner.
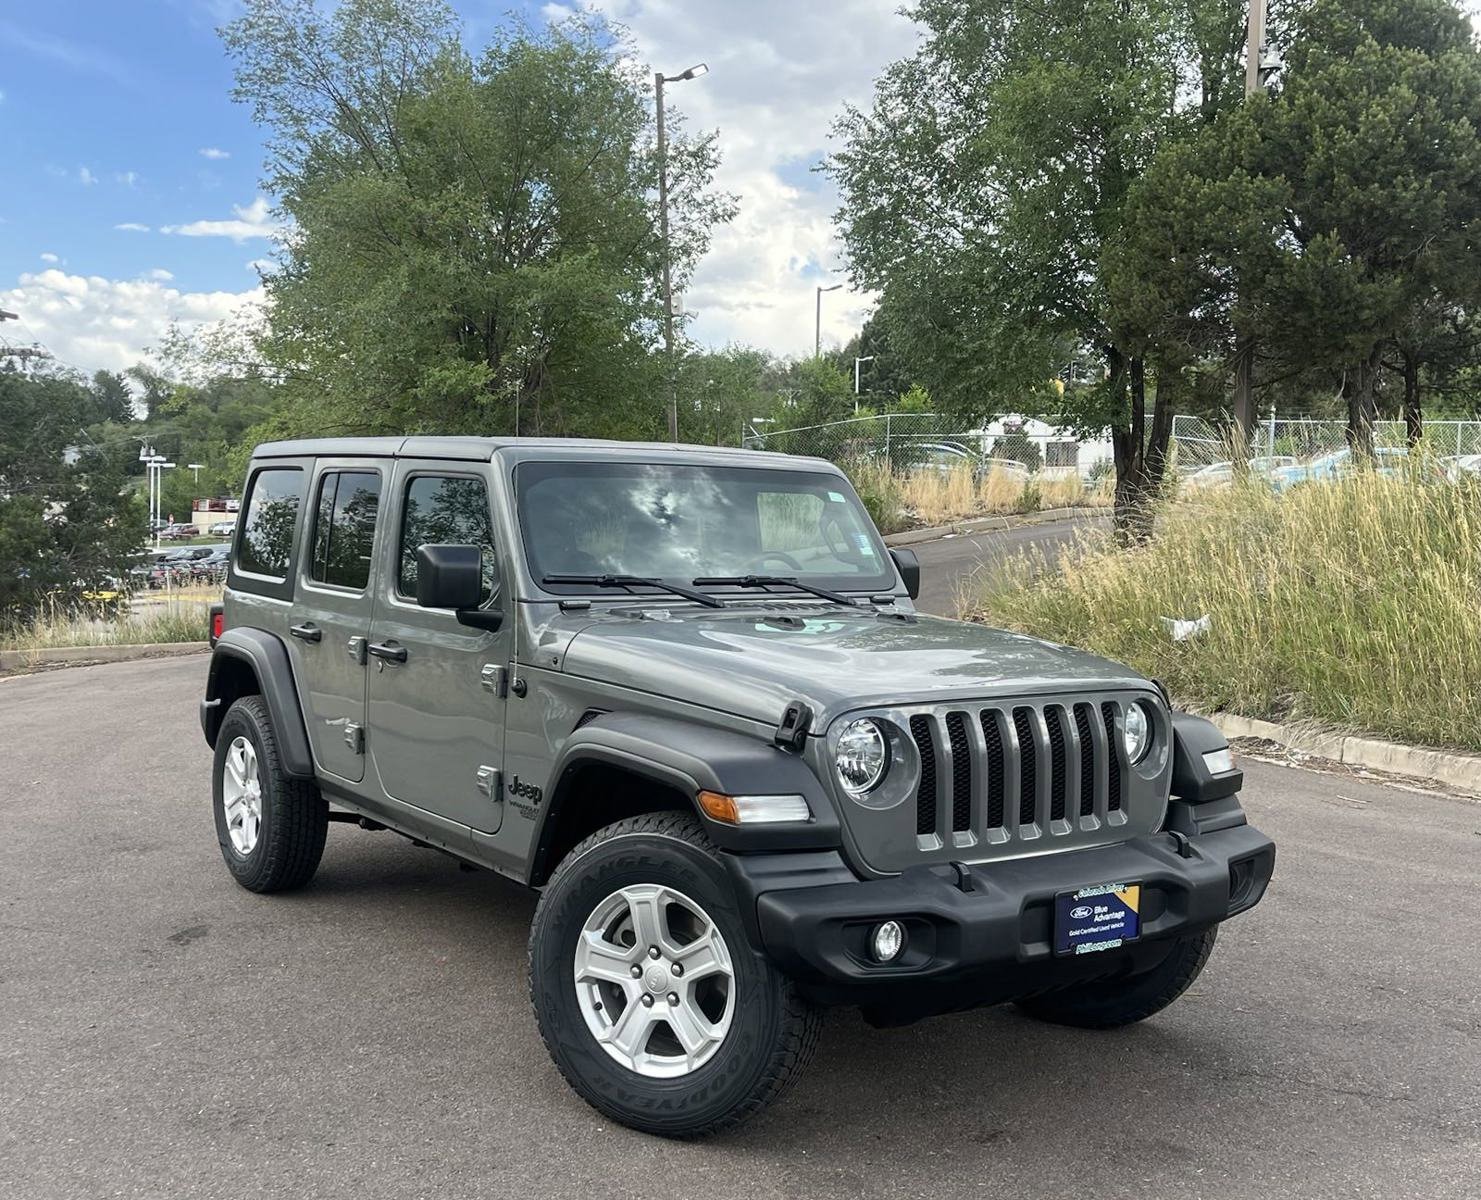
(237, 467), (304, 580)
(309, 470), (382, 590)
(398, 474), (496, 603)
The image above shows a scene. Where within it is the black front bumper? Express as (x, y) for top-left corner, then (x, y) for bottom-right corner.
(725, 820), (1275, 1013)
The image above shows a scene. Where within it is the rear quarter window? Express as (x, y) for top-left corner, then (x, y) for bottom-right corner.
(237, 467), (305, 581)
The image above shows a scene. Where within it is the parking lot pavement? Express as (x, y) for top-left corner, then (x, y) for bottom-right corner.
(2, 655), (1478, 1200)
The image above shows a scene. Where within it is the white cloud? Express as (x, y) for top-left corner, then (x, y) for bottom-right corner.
(147, 268), (174, 282)
(40, 252), (59, 264)
(115, 170), (139, 187)
(78, 165), (97, 186)
(162, 196), (279, 243)
(198, 147), (231, 160)
(114, 222), (151, 233)
(586, 0), (918, 356)
(0, 268), (264, 374)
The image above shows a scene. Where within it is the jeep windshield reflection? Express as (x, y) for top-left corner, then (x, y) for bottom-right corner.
(517, 461), (894, 595)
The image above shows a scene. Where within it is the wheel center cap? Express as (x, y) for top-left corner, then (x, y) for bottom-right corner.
(643, 963), (670, 993)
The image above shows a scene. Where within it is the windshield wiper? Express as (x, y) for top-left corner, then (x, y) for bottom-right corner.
(542, 574), (724, 609)
(692, 575), (860, 606)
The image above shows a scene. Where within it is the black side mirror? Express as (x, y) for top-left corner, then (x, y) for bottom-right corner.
(416, 544), (486, 610)
(890, 547), (920, 600)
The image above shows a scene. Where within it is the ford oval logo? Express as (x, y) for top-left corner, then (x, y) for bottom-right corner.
(1070, 905), (1094, 919)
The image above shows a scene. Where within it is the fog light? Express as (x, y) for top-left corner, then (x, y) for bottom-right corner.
(871, 920), (905, 963)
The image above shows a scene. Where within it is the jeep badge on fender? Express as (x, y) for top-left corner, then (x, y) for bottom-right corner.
(201, 436), (1275, 1138)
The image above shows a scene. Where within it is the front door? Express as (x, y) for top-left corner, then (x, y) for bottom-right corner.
(366, 462), (509, 834)
(287, 462), (384, 784)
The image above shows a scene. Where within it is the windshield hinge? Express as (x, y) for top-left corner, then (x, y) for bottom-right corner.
(774, 701), (813, 751)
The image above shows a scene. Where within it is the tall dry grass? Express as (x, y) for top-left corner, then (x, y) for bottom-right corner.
(2, 594), (215, 652)
(970, 471), (1481, 751)
(850, 462), (1109, 531)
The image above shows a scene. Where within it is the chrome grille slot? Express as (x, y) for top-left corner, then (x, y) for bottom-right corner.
(1073, 703), (1096, 817)
(1011, 707), (1037, 828)
(946, 711), (972, 833)
(980, 711), (1006, 830)
(1047, 706), (1068, 823)
(910, 714), (937, 836)
(1101, 701), (1123, 812)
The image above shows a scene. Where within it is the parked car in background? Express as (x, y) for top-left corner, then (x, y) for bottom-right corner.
(906, 443), (1033, 484)
(160, 523), (201, 540)
(1182, 456), (1296, 491)
(209, 521), (237, 537)
(1443, 454), (1481, 482)
(976, 456), (1032, 484)
(1267, 446), (1440, 493)
(190, 547), (232, 582)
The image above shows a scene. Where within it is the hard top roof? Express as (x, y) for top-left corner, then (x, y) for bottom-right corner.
(249, 435), (834, 471)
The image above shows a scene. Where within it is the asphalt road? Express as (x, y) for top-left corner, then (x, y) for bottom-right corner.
(3, 636), (1479, 1197)
(910, 513), (1107, 616)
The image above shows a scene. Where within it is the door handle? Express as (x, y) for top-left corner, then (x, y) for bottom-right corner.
(290, 622), (323, 644)
(367, 640), (408, 664)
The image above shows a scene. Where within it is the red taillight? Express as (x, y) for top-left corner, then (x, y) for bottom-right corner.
(211, 610), (224, 641)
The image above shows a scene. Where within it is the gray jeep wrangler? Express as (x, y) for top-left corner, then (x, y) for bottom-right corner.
(201, 437), (1274, 1137)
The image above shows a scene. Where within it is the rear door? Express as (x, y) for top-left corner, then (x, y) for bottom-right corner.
(365, 461), (509, 834)
(287, 461), (385, 785)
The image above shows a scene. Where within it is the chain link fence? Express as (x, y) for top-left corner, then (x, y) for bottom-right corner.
(1169, 414), (1481, 471)
(741, 414), (1114, 478)
(742, 412), (1481, 478)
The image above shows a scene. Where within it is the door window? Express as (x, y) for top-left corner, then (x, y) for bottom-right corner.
(397, 475), (497, 603)
(237, 467), (304, 580)
(309, 471), (382, 590)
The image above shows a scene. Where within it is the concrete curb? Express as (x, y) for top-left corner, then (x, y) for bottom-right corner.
(0, 641), (209, 673)
(1209, 711), (1481, 795)
(882, 506), (1103, 547)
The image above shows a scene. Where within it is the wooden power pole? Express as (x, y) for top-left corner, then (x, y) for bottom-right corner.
(1233, 0), (1271, 453)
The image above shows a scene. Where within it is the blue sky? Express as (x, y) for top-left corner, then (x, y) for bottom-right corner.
(0, 1), (916, 374)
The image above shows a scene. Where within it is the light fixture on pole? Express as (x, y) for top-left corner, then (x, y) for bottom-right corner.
(187, 462), (205, 484)
(815, 284), (843, 358)
(655, 62), (710, 443)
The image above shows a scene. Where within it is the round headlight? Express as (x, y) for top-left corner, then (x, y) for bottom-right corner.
(836, 718), (889, 796)
(1123, 701), (1153, 764)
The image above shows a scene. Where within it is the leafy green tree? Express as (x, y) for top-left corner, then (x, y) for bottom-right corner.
(675, 347), (773, 446)
(830, 0), (1246, 535)
(0, 370), (145, 620)
(1112, 0), (1481, 454)
(222, 0), (732, 441)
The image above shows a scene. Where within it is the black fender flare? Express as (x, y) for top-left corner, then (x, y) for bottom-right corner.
(531, 712), (842, 879)
(200, 627), (315, 778)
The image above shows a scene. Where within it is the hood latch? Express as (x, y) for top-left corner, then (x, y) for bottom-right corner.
(773, 701), (813, 751)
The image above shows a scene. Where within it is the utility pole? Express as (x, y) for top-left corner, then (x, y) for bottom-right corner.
(0, 309), (52, 368)
(1233, 0), (1276, 454)
(815, 284), (843, 358)
(655, 63), (709, 443)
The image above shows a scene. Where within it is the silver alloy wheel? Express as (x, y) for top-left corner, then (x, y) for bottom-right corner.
(573, 883), (735, 1079)
(221, 735), (263, 856)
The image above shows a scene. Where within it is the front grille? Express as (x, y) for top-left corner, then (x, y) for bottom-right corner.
(906, 697), (1143, 853)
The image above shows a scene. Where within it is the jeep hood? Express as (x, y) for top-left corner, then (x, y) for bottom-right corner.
(554, 607), (1149, 727)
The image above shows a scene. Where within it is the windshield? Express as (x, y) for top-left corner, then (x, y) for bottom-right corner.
(517, 461), (895, 595)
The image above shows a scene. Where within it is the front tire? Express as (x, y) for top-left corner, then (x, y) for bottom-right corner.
(212, 696), (327, 893)
(528, 812), (821, 1138)
(1016, 928), (1218, 1029)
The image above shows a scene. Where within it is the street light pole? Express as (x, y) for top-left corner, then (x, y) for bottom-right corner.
(655, 62), (709, 443)
(815, 284), (843, 358)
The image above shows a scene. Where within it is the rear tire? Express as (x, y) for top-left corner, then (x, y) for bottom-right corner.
(212, 696), (327, 893)
(1016, 928), (1218, 1029)
(528, 812), (821, 1138)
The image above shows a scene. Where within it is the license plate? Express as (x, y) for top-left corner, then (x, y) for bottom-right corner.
(1054, 882), (1142, 955)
